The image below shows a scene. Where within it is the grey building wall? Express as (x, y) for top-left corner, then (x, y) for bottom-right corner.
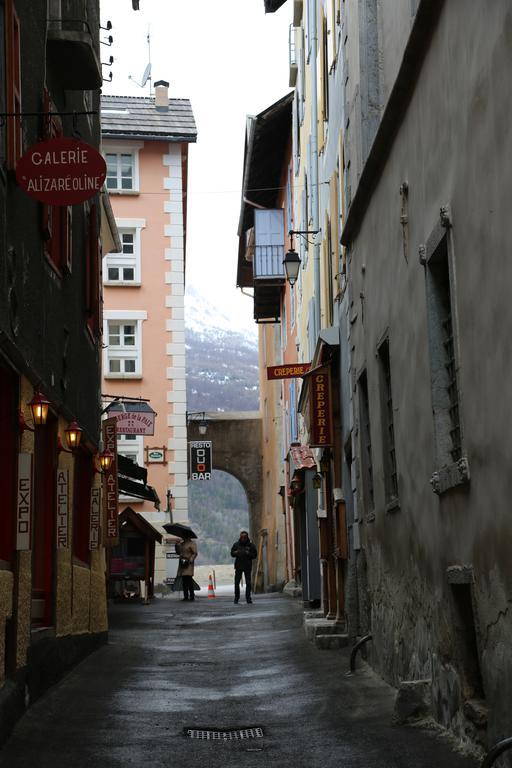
(343, 0), (512, 750)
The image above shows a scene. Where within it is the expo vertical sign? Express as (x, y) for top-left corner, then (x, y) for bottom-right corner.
(102, 417), (118, 544)
(16, 453), (32, 550)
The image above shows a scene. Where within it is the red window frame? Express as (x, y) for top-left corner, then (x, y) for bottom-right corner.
(86, 203), (101, 338)
(41, 90), (72, 274)
(5, 0), (22, 170)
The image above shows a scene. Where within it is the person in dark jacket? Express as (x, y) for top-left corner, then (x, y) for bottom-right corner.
(231, 530), (257, 604)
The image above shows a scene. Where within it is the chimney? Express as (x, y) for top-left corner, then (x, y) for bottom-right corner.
(154, 80), (169, 112)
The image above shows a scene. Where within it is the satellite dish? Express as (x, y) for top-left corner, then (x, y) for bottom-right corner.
(128, 63), (151, 88)
(141, 63), (151, 87)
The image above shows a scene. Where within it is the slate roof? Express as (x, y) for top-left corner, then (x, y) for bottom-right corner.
(264, 0), (288, 11)
(101, 94), (197, 142)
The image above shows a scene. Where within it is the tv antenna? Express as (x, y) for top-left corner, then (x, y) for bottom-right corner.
(128, 28), (152, 94)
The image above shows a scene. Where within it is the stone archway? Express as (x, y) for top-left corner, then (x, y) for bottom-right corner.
(187, 412), (262, 540)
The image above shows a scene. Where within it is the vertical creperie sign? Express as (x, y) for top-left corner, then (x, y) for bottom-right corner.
(102, 417), (119, 544)
(309, 366), (333, 447)
(189, 441), (212, 480)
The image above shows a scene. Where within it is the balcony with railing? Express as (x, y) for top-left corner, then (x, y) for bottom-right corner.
(46, 17), (102, 89)
(289, 25), (298, 87)
(252, 209), (285, 322)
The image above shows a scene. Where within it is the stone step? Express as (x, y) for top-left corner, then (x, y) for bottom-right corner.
(314, 633), (349, 650)
(304, 618), (346, 641)
(303, 610), (324, 620)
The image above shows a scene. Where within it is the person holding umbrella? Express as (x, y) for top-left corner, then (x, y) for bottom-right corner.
(164, 523), (198, 602)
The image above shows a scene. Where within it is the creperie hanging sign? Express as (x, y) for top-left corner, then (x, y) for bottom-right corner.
(16, 137), (107, 205)
(309, 366), (333, 447)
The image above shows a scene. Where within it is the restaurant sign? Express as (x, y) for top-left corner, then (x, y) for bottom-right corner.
(16, 137), (106, 205)
(102, 417), (119, 544)
(189, 441), (212, 480)
(112, 409), (155, 436)
(267, 363), (311, 380)
(309, 366), (333, 447)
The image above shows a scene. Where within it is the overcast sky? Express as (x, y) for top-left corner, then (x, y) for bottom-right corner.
(100, 0), (291, 334)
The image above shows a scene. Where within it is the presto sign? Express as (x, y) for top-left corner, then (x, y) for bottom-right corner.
(189, 441), (212, 480)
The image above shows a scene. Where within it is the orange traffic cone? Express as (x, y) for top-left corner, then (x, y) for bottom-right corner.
(207, 574), (216, 599)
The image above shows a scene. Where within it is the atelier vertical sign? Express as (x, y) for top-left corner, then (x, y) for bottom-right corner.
(89, 487), (101, 551)
(102, 417), (119, 544)
(56, 469), (69, 548)
(309, 366), (333, 447)
(16, 453), (32, 550)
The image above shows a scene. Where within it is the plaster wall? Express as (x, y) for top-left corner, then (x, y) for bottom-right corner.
(347, 0), (512, 746)
(103, 139), (189, 584)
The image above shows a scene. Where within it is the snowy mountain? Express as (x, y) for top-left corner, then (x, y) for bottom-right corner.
(185, 287), (259, 413)
(185, 287), (259, 562)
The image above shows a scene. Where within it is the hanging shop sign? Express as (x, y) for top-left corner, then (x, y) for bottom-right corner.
(145, 446), (166, 464)
(112, 409), (155, 436)
(102, 417), (119, 544)
(16, 137), (106, 205)
(56, 469), (69, 549)
(89, 487), (101, 551)
(16, 453), (32, 550)
(189, 441), (212, 480)
(266, 363), (311, 380)
(309, 366), (333, 447)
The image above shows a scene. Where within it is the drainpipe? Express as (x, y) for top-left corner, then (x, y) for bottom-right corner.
(310, 0), (321, 339)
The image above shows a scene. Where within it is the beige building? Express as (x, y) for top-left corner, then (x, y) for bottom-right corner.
(101, 81), (197, 584)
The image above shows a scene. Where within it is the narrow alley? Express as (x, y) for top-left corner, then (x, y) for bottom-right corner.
(0, 594), (478, 768)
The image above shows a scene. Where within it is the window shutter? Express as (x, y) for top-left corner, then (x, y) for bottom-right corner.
(6, 0), (22, 169)
(86, 204), (100, 337)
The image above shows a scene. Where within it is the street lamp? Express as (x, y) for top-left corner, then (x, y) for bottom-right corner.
(187, 411), (208, 436)
(28, 391), (51, 426)
(64, 420), (83, 451)
(283, 248), (301, 285)
(98, 446), (114, 472)
(284, 229), (320, 285)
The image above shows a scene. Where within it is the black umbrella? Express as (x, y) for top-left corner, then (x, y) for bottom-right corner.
(163, 522), (197, 539)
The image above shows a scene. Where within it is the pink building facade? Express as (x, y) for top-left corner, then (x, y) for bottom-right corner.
(101, 82), (196, 583)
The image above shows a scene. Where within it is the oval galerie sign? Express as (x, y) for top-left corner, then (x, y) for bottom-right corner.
(16, 137), (107, 205)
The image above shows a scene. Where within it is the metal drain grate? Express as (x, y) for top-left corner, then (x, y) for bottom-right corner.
(185, 727), (264, 741)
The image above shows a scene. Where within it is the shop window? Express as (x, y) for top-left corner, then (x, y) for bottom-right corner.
(0, 365), (18, 565)
(72, 448), (93, 565)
